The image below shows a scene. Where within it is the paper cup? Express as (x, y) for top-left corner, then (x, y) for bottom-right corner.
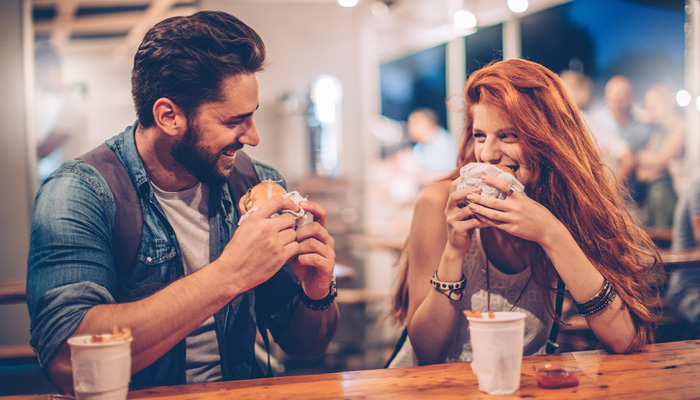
(68, 334), (133, 400)
(467, 311), (526, 395)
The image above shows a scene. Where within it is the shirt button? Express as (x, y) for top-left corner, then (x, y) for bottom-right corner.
(146, 257), (152, 263)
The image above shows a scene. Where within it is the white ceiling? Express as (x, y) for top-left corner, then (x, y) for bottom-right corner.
(32, 0), (200, 59)
(32, 0), (573, 60)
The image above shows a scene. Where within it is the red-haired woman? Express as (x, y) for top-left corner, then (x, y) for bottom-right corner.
(387, 59), (661, 367)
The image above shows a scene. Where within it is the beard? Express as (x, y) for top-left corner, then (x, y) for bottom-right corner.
(171, 119), (241, 186)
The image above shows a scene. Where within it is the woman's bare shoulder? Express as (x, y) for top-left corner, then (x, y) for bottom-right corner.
(415, 180), (451, 207)
(412, 180), (452, 221)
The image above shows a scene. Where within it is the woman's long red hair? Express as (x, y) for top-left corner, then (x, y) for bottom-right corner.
(390, 59), (661, 351)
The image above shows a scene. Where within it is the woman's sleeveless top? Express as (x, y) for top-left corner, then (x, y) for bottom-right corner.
(388, 229), (554, 367)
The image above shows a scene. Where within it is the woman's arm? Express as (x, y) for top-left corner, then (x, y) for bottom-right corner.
(406, 180), (483, 364)
(538, 225), (636, 353)
(467, 175), (637, 353)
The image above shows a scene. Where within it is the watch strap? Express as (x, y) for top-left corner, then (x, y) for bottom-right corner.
(299, 276), (337, 311)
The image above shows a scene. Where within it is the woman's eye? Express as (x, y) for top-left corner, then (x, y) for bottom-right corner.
(499, 132), (518, 142)
(473, 132), (486, 142)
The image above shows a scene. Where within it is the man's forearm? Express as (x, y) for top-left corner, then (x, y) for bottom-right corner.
(47, 261), (243, 393)
(277, 302), (339, 360)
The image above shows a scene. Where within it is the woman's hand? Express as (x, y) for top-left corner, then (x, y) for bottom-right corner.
(444, 178), (486, 253)
(464, 175), (564, 246)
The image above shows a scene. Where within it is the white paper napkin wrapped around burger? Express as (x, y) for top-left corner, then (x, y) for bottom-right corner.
(238, 181), (313, 229)
(457, 163), (525, 207)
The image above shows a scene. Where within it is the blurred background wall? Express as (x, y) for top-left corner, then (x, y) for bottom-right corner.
(0, 0), (33, 347)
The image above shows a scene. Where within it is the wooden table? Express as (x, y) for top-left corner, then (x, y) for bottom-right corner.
(6, 340), (698, 399)
(659, 248), (700, 269)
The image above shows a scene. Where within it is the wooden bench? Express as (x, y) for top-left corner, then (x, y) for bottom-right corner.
(0, 278), (26, 305)
(0, 344), (35, 361)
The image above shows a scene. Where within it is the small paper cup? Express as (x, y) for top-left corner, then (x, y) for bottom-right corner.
(68, 334), (133, 400)
(467, 311), (526, 395)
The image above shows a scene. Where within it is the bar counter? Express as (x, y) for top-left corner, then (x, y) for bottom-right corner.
(5, 340), (698, 399)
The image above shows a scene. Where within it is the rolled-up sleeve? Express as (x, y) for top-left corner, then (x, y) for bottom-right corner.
(27, 161), (117, 368)
(30, 282), (115, 368)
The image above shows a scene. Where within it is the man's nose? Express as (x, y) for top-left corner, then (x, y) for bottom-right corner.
(240, 120), (260, 147)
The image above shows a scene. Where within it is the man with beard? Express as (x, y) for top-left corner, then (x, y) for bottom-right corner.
(26, 11), (338, 393)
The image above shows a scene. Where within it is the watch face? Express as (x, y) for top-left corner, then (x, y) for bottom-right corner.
(330, 276), (338, 296)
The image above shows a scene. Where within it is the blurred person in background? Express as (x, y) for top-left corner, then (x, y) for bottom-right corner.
(34, 43), (89, 181)
(636, 83), (685, 228)
(666, 172), (700, 338)
(407, 108), (457, 175)
(672, 173), (700, 251)
(387, 59), (660, 368)
(595, 75), (654, 209)
(559, 70), (634, 182)
(666, 172), (700, 335)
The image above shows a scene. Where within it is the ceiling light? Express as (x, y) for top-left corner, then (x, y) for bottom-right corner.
(507, 0), (529, 13)
(676, 89), (691, 107)
(454, 10), (477, 29)
(338, 0), (359, 7)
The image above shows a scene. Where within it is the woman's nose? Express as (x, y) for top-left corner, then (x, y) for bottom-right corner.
(478, 137), (501, 163)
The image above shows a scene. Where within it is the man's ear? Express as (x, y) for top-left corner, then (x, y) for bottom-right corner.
(152, 98), (186, 137)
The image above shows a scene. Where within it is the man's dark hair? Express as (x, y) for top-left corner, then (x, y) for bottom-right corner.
(131, 11), (266, 127)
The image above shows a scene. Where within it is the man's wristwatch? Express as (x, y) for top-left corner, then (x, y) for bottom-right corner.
(298, 276), (337, 311)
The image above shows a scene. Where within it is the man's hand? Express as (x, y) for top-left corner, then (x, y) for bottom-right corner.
(217, 196), (301, 294)
(290, 200), (336, 300)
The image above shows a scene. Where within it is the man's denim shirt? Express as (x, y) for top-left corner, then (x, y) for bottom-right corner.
(27, 123), (300, 388)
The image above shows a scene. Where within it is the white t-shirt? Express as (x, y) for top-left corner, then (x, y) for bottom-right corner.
(389, 229), (554, 367)
(151, 182), (223, 383)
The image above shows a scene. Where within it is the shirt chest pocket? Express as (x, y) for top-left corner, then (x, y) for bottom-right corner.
(117, 238), (179, 302)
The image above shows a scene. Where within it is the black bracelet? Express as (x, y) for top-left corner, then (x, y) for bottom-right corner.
(299, 276), (337, 311)
(578, 287), (616, 317)
(430, 271), (466, 301)
(575, 279), (616, 317)
(577, 279), (610, 310)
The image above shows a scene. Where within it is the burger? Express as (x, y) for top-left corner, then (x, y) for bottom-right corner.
(493, 164), (515, 176)
(237, 179), (313, 228)
(456, 163), (524, 207)
(238, 179), (287, 215)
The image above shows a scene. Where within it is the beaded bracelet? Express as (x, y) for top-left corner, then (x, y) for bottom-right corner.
(298, 276), (337, 311)
(577, 280), (610, 310)
(430, 271), (466, 301)
(575, 279), (616, 317)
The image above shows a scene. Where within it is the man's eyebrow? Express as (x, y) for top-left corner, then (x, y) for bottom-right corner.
(226, 104), (259, 121)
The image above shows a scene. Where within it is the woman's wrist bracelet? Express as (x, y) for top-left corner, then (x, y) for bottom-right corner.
(577, 279), (610, 310)
(575, 278), (616, 317)
(430, 271), (466, 301)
